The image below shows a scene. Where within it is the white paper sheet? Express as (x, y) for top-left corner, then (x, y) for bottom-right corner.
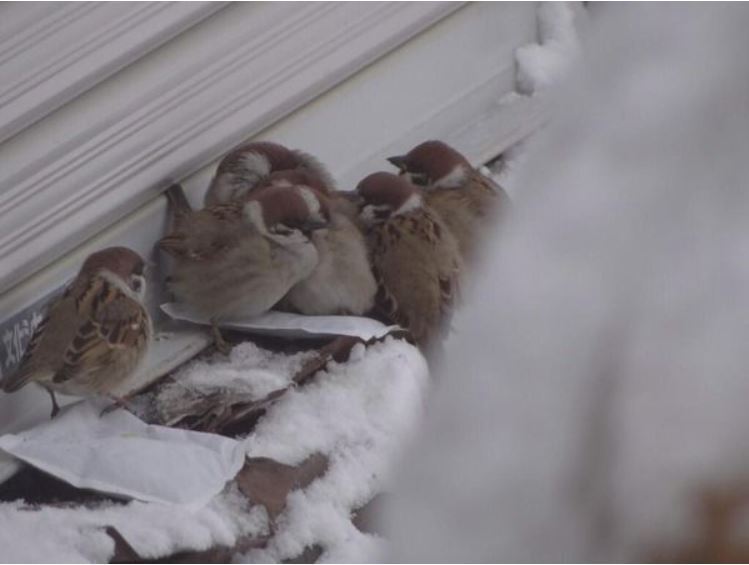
(0, 399), (245, 509)
(161, 302), (399, 341)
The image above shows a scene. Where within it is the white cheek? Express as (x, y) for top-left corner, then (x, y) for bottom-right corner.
(394, 193), (422, 216)
(359, 205), (377, 226)
(433, 165), (468, 189)
(243, 201), (268, 234)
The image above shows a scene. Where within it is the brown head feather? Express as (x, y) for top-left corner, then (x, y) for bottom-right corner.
(79, 247), (145, 279)
(356, 172), (418, 209)
(390, 140), (471, 184)
(248, 185), (329, 230)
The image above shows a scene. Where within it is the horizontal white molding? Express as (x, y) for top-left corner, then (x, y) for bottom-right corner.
(0, 1), (461, 295)
(0, 2), (225, 144)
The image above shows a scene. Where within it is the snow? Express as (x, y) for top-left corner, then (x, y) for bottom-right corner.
(515, 2), (582, 96)
(0, 486), (267, 563)
(241, 338), (429, 562)
(0, 337), (427, 562)
(485, 2), (583, 198)
(485, 136), (536, 200)
(386, 3), (749, 562)
(156, 342), (314, 412)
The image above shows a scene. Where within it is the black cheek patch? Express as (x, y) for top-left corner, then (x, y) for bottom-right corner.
(375, 209), (391, 222)
(411, 174), (429, 187)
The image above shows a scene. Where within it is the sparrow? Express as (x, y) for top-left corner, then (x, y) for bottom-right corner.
(270, 181), (377, 316)
(203, 141), (336, 206)
(387, 140), (510, 262)
(356, 172), (462, 349)
(159, 184), (326, 351)
(0, 247), (151, 418)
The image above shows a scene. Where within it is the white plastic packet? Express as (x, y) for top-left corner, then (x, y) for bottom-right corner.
(0, 399), (245, 509)
(161, 302), (399, 341)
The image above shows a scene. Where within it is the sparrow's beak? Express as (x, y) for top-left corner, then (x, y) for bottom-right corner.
(387, 155), (407, 171)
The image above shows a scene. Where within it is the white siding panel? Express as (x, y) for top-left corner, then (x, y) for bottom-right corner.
(0, 2), (225, 143)
(0, 1), (461, 295)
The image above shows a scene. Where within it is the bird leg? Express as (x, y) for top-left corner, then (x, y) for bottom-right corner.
(211, 320), (232, 355)
(44, 387), (60, 419)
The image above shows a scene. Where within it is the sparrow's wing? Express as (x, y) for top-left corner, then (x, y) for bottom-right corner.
(375, 211), (463, 347)
(438, 253), (462, 332)
(370, 219), (429, 341)
(158, 203), (242, 259)
(53, 276), (149, 384)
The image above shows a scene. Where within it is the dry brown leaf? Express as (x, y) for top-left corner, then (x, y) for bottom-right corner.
(237, 453), (329, 522)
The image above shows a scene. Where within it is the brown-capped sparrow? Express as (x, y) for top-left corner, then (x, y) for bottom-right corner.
(356, 172), (462, 350)
(159, 184), (327, 352)
(388, 140), (509, 263)
(0, 247), (151, 417)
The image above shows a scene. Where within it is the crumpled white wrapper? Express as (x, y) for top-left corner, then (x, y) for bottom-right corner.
(0, 399), (245, 509)
(161, 302), (399, 341)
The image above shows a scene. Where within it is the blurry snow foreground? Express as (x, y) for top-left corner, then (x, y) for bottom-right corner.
(386, 4), (749, 562)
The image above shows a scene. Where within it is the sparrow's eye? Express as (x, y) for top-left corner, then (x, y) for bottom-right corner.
(375, 207), (391, 220)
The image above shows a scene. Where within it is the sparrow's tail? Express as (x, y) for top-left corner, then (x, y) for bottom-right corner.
(165, 183), (193, 215)
(0, 367), (44, 393)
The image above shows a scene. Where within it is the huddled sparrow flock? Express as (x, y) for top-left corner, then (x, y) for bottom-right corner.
(0, 140), (508, 416)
